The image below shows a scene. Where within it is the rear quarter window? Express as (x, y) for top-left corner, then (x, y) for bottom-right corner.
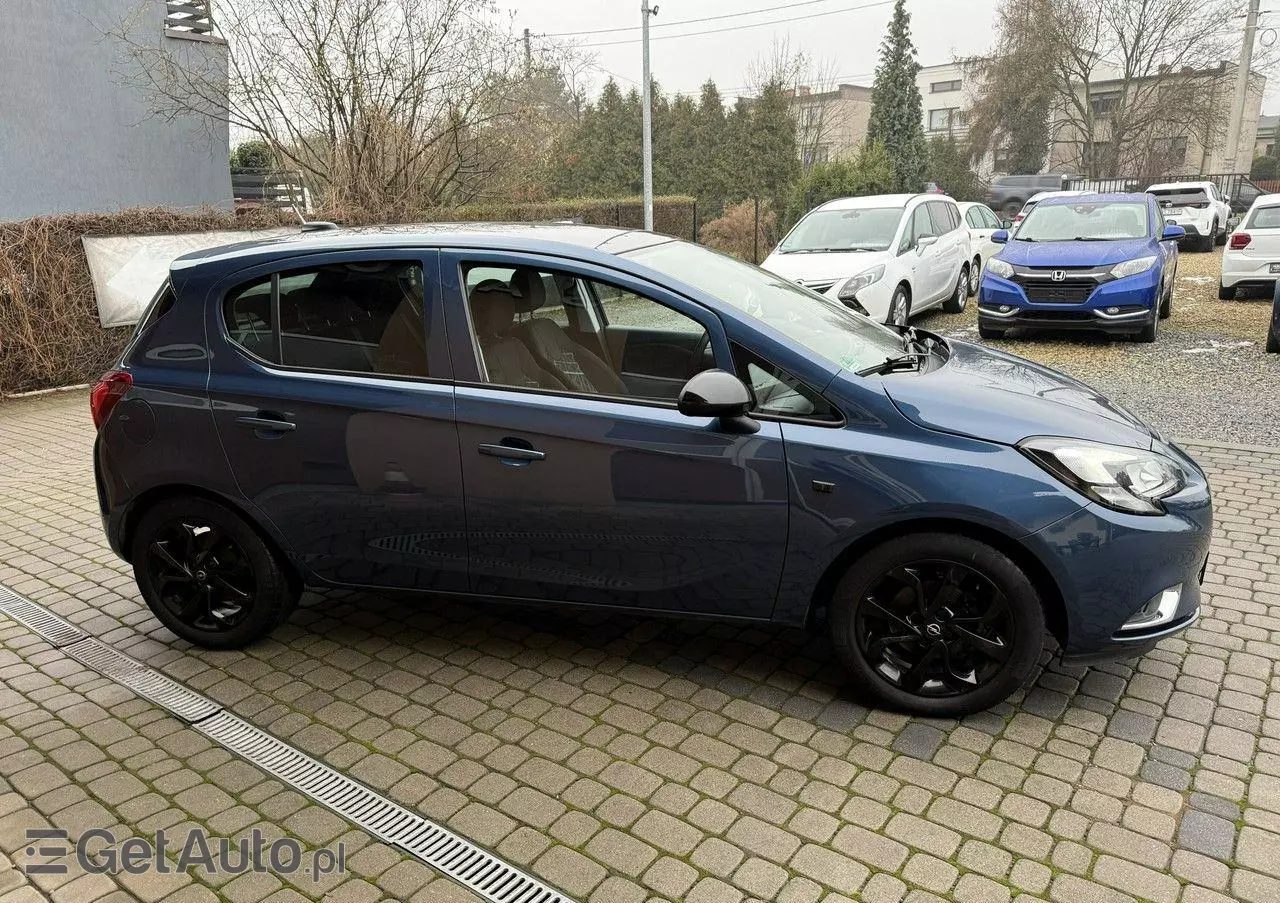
(122, 282), (177, 361)
(1248, 205), (1280, 229)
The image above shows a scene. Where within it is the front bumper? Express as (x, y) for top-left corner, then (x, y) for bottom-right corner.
(826, 278), (895, 322)
(1025, 443), (1213, 662)
(978, 269), (1159, 334)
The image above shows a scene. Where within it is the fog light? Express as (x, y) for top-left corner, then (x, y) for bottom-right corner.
(999, 305), (1012, 313)
(1106, 306), (1120, 315)
(1119, 584), (1182, 632)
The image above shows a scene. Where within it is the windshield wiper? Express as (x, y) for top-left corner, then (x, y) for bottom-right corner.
(1014, 236), (1038, 241)
(1069, 236), (1114, 241)
(855, 352), (928, 377)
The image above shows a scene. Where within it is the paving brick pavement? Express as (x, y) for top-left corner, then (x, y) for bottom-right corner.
(3, 391), (1280, 902)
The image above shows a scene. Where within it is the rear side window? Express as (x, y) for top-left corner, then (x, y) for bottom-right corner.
(123, 282), (177, 360)
(222, 260), (431, 378)
(1248, 205), (1280, 229)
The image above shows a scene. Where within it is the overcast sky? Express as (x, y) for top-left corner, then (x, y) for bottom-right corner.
(499, 0), (1280, 111)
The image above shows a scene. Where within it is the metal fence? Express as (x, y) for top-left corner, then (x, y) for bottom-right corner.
(231, 171), (310, 212)
(1064, 172), (1266, 214)
(164, 1), (216, 38)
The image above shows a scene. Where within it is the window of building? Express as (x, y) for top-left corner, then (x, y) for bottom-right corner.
(1090, 93), (1120, 118)
(801, 105), (822, 128)
(927, 108), (965, 132)
(930, 79), (963, 93)
(165, 0), (221, 41)
(1152, 136), (1189, 167)
(802, 145), (830, 167)
(223, 261), (430, 377)
(993, 147), (1011, 172)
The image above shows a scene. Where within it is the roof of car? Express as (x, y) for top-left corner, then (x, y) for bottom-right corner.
(170, 222), (645, 273)
(1035, 192), (1149, 206)
(816, 193), (949, 211)
(1146, 181), (1213, 192)
(1251, 192), (1280, 207)
(1026, 190), (1091, 203)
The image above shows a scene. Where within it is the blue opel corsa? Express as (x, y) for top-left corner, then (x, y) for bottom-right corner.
(92, 224), (1212, 715)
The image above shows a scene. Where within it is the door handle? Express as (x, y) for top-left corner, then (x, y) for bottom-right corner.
(236, 415), (296, 432)
(478, 443), (545, 462)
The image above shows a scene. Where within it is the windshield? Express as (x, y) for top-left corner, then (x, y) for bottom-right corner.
(1150, 188), (1209, 208)
(1016, 201), (1150, 241)
(777, 207), (904, 253)
(622, 240), (904, 372)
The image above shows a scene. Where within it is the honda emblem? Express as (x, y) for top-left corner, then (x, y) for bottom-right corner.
(1051, 270), (1067, 282)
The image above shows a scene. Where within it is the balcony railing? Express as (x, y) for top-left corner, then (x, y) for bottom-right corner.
(165, 1), (218, 40)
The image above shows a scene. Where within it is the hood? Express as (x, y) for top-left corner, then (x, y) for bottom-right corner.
(878, 340), (1156, 448)
(760, 249), (892, 285)
(995, 237), (1153, 268)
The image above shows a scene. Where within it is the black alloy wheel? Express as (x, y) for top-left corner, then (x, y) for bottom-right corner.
(145, 518), (255, 633)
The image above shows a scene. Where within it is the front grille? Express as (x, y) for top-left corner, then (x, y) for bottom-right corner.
(797, 278), (837, 293)
(1018, 310), (1095, 322)
(1014, 278), (1096, 304)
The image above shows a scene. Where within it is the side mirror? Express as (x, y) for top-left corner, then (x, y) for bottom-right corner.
(992, 229), (1009, 244)
(677, 370), (759, 434)
(1000, 219), (1014, 229)
(916, 235), (939, 252)
(1161, 224), (1186, 241)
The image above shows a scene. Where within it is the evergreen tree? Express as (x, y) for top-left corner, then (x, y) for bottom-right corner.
(691, 81), (729, 202)
(743, 82), (800, 214)
(867, 0), (927, 192)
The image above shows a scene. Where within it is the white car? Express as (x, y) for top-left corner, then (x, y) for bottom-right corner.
(761, 193), (971, 326)
(1012, 190), (1092, 228)
(957, 201), (1005, 296)
(1220, 192), (1280, 299)
(1147, 181), (1231, 251)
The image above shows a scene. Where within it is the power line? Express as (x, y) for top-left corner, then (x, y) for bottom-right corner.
(574, 0), (897, 48)
(539, 0), (849, 38)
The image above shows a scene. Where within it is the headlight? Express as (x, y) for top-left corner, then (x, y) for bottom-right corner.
(987, 258), (1015, 279)
(1019, 437), (1186, 515)
(1110, 256), (1157, 279)
(837, 265), (885, 300)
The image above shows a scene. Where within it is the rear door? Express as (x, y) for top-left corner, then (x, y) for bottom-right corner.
(927, 201), (966, 302)
(903, 204), (944, 301)
(206, 248), (469, 591)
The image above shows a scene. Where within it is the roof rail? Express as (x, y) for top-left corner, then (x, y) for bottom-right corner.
(300, 221), (339, 233)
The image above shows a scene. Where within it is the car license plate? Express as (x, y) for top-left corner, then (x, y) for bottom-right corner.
(1269, 263), (1280, 274)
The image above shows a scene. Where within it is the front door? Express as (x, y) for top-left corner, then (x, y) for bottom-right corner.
(441, 250), (790, 618)
(207, 249), (469, 591)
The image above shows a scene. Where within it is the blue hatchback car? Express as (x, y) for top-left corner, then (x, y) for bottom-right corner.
(93, 224), (1211, 715)
(978, 192), (1185, 342)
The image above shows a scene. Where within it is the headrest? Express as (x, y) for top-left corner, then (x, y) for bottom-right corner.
(510, 268), (547, 313)
(470, 279), (517, 337)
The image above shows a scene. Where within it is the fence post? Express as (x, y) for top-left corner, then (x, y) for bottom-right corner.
(615, 202), (621, 227)
(753, 198), (760, 263)
(692, 199), (698, 243)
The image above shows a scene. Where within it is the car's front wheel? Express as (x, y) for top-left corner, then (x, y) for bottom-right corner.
(829, 533), (1045, 716)
(978, 324), (1006, 340)
(967, 257), (982, 297)
(1267, 324), (1280, 353)
(887, 286), (911, 327)
(131, 497), (298, 649)
(1135, 310), (1158, 342)
(944, 267), (968, 313)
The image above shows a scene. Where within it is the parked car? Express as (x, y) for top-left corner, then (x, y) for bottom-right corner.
(988, 173), (1075, 216)
(1270, 287), (1280, 353)
(762, 193), (971, 327)
(979, 192), (1184, 342)
(1220, 193), (1280, 301)
(1146, 181), (1231, 251)
(93, 223), (1211, 716)
(958, 201), (1005, 296)
(1012, 189), (1092, 228)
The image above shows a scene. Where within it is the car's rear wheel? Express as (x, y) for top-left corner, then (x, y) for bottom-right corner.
(967, 257), (982, 297)
(887, 286), (911, 327)
(1267, 325), (1280, 353)
(944, 267), (968, 313)
(1218, 282), (1236, 300)
(829, 533), (1045, 716)
(132, 497), (297, 649)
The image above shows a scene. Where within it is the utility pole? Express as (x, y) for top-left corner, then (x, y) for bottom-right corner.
(1225, 0), (1261, 173)
(641, 1), (657, 230)
(523, 28), (532, 75)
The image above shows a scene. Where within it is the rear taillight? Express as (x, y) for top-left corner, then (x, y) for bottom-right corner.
(1014, 214), (1024, 222)
(90, 371), (132, 429)
(1230, 232), (1251, 250)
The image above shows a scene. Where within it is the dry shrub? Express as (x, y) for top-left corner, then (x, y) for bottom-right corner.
(699, 200), (778, 263)
(0, 207), (289, 396)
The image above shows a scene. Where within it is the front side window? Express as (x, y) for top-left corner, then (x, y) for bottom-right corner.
(1016, 201), (1151, 242)
(462, 262), (712, 402)
(778, 207), (905, 253)
(222, 260), (429, 377)
(619, 239), (904, 374)
(965, 207), (983, 228)
(927, 202), (959, 234)
(981, 206), (1003, 228)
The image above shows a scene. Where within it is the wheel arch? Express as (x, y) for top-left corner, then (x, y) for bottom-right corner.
(804, 516), (1068, 647)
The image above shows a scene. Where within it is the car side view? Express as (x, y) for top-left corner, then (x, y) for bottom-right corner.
(978, 193), (1184, 342)
(94, 224), (1211, 716)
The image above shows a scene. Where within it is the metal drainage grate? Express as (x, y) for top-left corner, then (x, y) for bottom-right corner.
(0, 583), (575, 903)
(198, 711), (568, 903)
(63, 637), (221, 724)
(0, 587), (87, 647)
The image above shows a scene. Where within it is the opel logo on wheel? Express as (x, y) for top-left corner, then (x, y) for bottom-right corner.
(925, 623), (942, 637)
(1051, 270), (1067, 282)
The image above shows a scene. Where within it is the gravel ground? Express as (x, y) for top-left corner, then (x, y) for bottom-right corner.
(912, 246), (1280, 445)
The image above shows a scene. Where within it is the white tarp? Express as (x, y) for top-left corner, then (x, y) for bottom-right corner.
(83, 229), (295, 328)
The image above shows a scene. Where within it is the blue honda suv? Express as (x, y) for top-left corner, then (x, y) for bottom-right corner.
(978, 192), (1184, 342)
(93, 223), (1211, 715)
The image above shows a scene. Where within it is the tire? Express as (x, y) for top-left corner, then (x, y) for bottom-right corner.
(967, 257), (982, 297)
(887, 286), (911, 327)
(1268, 326), (1280, 353)
(1198, 231), (1214, 253)
(978, 324), (1006, 340)
(1215, 220), (1228, 246)
(1135, 310), (1158, 343)
(828, 532), (1045, 716)
(944, 267), (968, 313)
(1159, 288), (1172, 319)
(131, 496), (298, 649)
(1219, 282), (1237, 300)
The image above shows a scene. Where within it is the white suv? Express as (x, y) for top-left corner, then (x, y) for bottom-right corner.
(1146, 181), (1232, 251)
(762, 194), (971, 326)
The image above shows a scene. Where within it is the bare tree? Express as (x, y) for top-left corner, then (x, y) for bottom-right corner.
(748, 38), (848, 169)
(969, 0), (1258, 179)
(108, 0), (582, 213)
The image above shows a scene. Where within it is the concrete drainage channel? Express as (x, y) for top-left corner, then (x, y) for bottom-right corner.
(0, 584), (574, 903)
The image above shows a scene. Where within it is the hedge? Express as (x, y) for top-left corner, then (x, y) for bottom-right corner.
(0, 196), (696, 395)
